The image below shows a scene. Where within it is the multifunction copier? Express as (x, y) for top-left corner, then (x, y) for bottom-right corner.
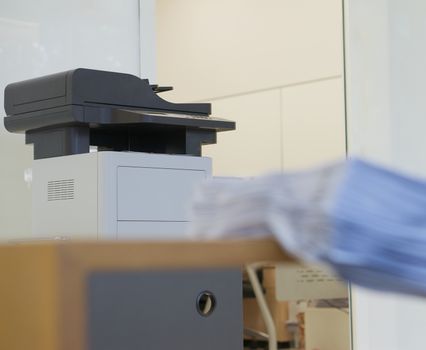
(4, 68), (235, 239)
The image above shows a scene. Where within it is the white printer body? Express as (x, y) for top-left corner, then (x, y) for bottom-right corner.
(32, 151), (211, 239)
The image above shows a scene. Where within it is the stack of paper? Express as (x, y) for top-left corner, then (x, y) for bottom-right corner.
(188, 162), (345, 261)
(189, 158), (426, 297)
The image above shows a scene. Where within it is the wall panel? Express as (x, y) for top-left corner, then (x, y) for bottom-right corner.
(281, 78), (346, 170)
(203, 90), (282, 176)
(157, 0), (343, 102)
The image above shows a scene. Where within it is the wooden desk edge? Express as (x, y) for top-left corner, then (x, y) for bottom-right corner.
(1, 238), (296, 269)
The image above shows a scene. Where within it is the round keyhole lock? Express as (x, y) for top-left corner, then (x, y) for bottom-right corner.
(196, 291), (216, 317)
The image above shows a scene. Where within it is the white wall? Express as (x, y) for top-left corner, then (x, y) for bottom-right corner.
(0, 0), (142, 240)
(157, 0), (346, 177)
(344, 1), (426, 349)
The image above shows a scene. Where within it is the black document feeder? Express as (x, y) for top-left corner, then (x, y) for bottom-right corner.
(4, 68), (235, 159)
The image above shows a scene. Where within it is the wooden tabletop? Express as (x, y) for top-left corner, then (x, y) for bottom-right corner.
(0, 238), (297, 350)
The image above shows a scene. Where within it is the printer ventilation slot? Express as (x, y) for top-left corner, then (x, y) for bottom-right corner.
(47, 179), (75, 201)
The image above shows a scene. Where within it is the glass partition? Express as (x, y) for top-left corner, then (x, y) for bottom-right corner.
(0, 0), (141, 240)
(155, 0), (352, 349)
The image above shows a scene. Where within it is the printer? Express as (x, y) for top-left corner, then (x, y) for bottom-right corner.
(4, 69), (242, 350)
(4, 68), (235, 239)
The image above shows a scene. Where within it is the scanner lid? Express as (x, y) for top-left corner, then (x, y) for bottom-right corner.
(4, 69), (235, 159)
